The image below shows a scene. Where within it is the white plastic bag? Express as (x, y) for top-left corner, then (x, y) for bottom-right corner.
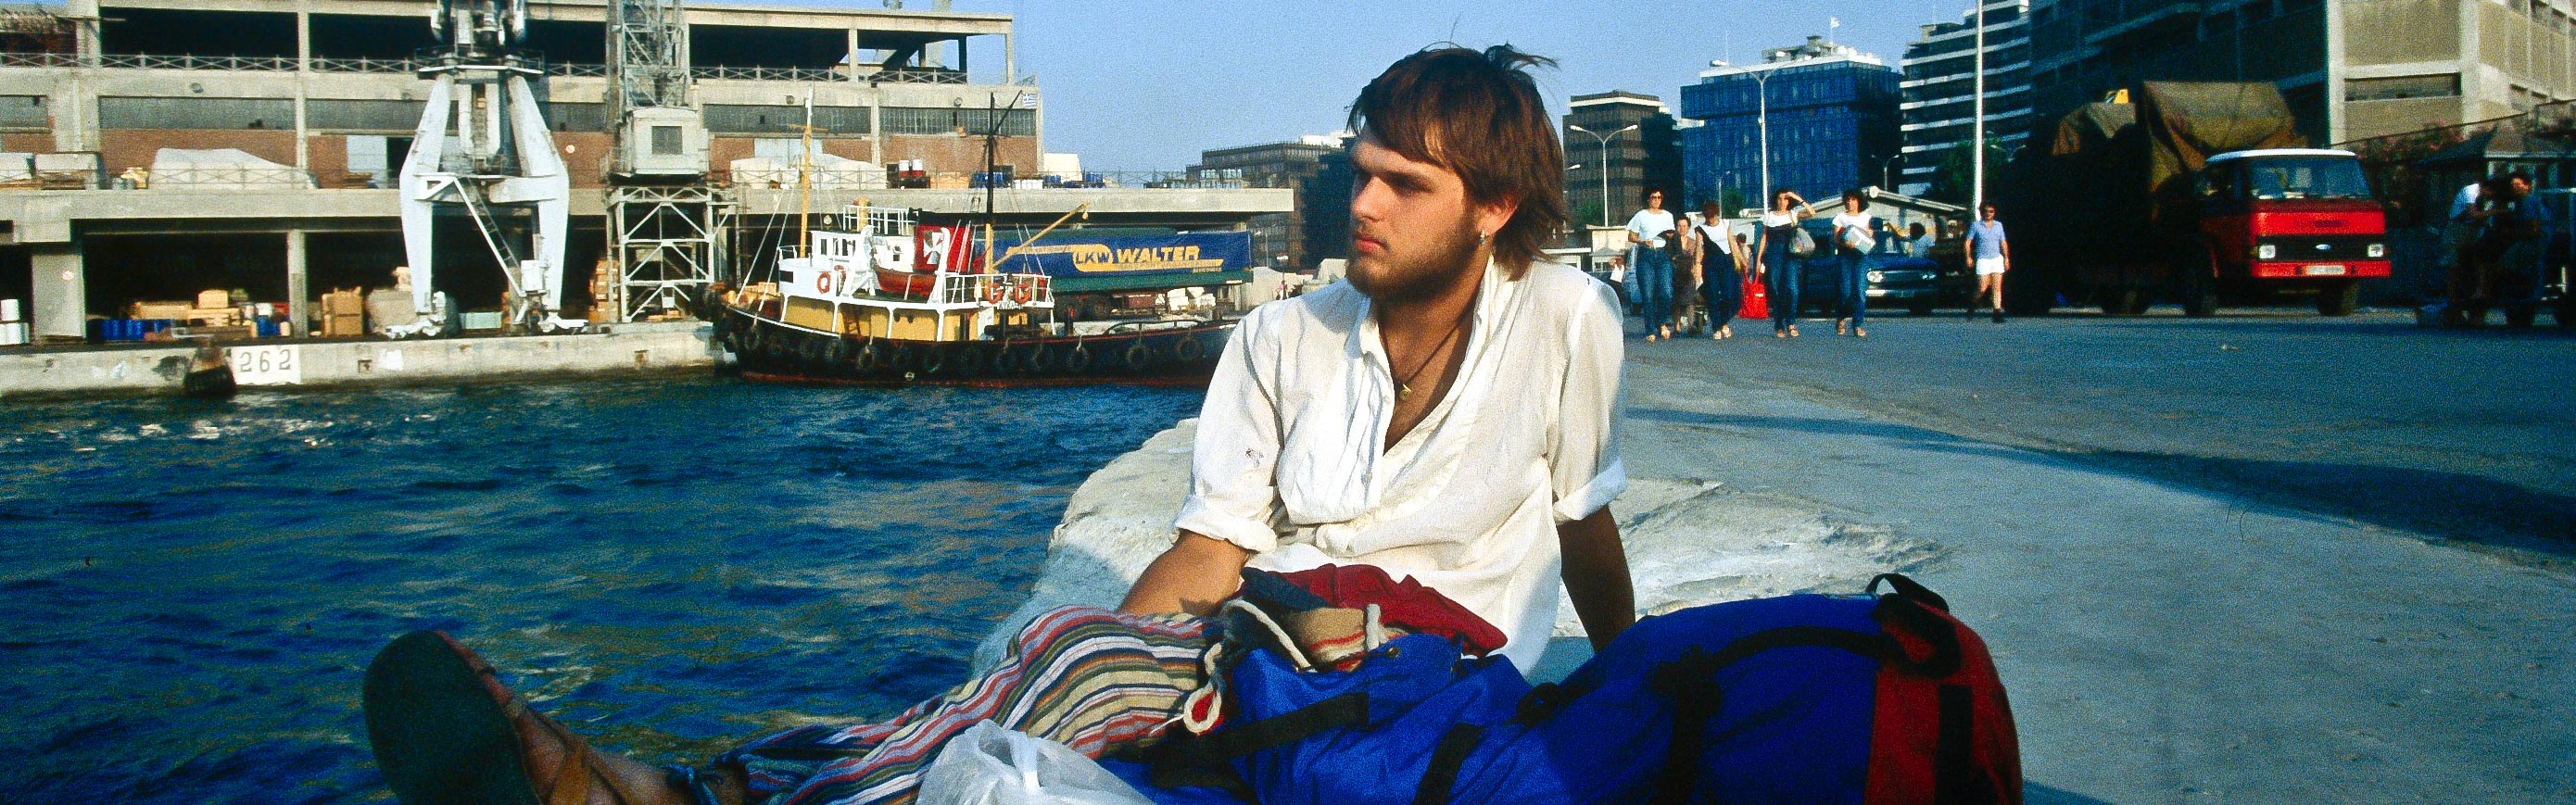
(915, 722), (1155, 805)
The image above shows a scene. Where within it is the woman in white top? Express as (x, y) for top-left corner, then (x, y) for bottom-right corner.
(1750, 188), (1816, 337)
(1623, 189), (1679, 340)
(1827, 189), (1878, 337)
(1690, 199), (1741, 339)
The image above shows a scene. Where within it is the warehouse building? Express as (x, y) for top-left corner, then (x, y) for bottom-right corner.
(0, 0), (1283, 342)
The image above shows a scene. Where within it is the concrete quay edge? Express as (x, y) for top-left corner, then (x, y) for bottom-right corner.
(0, 321), (719, 401)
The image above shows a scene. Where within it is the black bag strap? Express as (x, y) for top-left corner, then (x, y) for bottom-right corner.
(1139, 690), (1370, 793)
(1648, 627), (1900, 803)
(1411, 723), (1488, 805)
(1869, 574), (1965, 679)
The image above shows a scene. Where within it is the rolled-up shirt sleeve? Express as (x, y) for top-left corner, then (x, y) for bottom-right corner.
(1173, 309), (1285, 553)
(1550, 279), (1628, 522)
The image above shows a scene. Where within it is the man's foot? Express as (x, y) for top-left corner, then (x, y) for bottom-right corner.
(1834, 318), (1849, 335)
(1787, 324), (1801, 338)
(1646, 333), (1660, 342)
(364, 631), (706, 805)
(1852, 326), (1866, 338)
(1991, 309), (2006, 323)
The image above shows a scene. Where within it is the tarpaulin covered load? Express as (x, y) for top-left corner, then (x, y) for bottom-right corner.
(988, 232), (1254, 280)
(148, 147), (313, 189)
(2136, 81), (2305, 225)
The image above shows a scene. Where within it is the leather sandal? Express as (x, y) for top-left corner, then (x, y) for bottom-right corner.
(364, 631), (670, 805)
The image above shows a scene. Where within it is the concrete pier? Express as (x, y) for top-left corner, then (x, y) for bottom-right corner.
(0, 321), (717, 400)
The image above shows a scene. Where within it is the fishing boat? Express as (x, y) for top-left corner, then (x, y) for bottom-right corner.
(713, 205), (1236, 386)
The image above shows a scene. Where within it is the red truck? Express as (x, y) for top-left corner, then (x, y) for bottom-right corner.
(2014, 82), (2390, 316)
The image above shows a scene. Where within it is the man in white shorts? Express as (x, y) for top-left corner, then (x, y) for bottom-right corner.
(1965, 202), (2011, 323)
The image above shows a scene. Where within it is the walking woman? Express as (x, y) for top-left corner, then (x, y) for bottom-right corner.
(1694, 199), (1741, 339)
(1624, 188), (1679, 340)
(1966, 202), (2011, 322)
(1752, 188), (1815, 337)
(1829, 189), (1878, 337)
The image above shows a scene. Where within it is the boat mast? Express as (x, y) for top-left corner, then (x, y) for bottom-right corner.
(798, 90), (814, 256)
(979, 92), (1027, 274)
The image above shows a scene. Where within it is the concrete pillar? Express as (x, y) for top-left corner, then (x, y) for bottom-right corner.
(847, 28), (861, 82)
(1004, 32), (1016, 84)
(870, 87), (884, 166)
(285, 229), (309, 337)
(295, 10), (310, 170)
(30, 243), (83, 341)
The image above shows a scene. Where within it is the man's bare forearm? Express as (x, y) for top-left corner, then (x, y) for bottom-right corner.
(1558, 509), (1635, 651)
(1118, 531), (1253, 617)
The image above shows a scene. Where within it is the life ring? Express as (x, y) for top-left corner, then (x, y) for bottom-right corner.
(1011, 283), (1035, 305)
(1123, 342), (1152, 371)
(814, 271), (834, 296)
(985, 281), (1009, 305)
(1174, 335), (1206, 364)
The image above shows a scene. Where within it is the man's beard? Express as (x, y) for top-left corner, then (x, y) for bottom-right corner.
(1348, 212), (1483, 305)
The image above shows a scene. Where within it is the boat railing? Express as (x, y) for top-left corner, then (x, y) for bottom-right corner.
(1103, 318), (1214, 334)
(934, 272), (1054, 308)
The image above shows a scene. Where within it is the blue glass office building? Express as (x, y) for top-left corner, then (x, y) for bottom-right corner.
(1680, 37), (1901, 210)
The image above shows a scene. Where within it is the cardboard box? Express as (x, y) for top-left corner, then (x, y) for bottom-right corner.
(130, 301), (193, 321)
(196, 289), (230, 308)
(322, 312), (366, 337)
(184, 307), (239, 326)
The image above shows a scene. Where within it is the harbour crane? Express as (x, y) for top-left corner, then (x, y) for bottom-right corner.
(399, 0), (571, 333)
(603, 0), (729, 322)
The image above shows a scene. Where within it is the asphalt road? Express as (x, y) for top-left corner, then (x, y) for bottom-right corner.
(1631, 308), (2576, 563)
(1597, 313), (2574, 801)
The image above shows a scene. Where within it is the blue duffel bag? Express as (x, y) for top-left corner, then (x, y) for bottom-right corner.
(1110, 574), (2018, 805)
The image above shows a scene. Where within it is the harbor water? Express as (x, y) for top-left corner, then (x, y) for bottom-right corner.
(0, 377), (1204, 803)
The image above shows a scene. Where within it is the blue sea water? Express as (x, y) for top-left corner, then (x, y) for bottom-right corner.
(0, 377), (1203, 803)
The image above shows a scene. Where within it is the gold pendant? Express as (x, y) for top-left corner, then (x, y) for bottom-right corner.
(1398, 383), (1412, 398)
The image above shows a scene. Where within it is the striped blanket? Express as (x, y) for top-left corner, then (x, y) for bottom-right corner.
(720, 607), (1216, 805)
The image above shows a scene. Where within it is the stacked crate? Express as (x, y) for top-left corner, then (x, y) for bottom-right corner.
(318, 288), (367, 337)
(0, 298), (26, 346)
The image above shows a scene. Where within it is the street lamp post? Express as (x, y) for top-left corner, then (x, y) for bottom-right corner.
(1876, 154), (1905, 191)
(1567, 123), (1637, 227)
(1708, 60), (1773, 208)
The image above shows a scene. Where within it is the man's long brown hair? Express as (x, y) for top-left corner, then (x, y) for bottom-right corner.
(1348, 45), (1569, 275)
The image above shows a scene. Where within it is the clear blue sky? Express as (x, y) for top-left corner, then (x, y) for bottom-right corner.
(976, 1), (1970, 170)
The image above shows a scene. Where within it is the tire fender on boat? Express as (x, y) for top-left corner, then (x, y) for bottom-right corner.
(918, 346), (945, 376)
(1024, 344), (1052, 374)
(857, 340), (881, 371)
(1066, 345), (1092, 373)
(1123, 342), (1152, 371)
(1174, 334), (1206, 364)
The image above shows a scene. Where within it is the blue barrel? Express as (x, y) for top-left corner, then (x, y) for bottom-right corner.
(86, 319), (107, 343)
(143, 320), (174, 337)
(254, 317), (280, 338)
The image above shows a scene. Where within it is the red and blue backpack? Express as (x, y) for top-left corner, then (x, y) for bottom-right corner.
(1111, 573), (2021, 804)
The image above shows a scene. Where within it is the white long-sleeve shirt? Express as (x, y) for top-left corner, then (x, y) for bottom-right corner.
(1174, 259), (1628, 673)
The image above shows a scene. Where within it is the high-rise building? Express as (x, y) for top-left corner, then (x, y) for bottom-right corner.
(1899, 2), (2035, 199)
(2027, 0), (2576, 146)
(1190, 134), (1354, 270)
(1562, 91), (1682, 230)
(1680, 36), (1901, 211)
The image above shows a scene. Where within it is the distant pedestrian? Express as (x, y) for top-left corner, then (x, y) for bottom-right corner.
(2454, 170), (2547, 326)
(1625, 189), (1679, 340)
(1671, 208), (1702, 334)
(1830, 189), (1878, 337)
(1965, 203), (2010, 323)
(1753, 188), (1816, 337)
(1692, 200), (1741, 339)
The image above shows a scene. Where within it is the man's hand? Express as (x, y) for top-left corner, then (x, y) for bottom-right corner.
(1559, 508), (1635, 651)
(1118, 531), (1254, 617)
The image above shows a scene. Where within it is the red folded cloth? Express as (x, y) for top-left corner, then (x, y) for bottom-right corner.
(1270, 563), (1509, 657)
